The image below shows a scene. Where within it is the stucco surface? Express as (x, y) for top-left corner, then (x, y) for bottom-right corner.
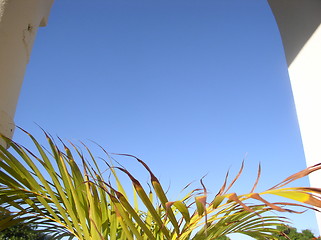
(0, 0), (8, 20)
(269, 0), (321, 232)
(0, 0), (54, 147)
(268, 0), (321, 66)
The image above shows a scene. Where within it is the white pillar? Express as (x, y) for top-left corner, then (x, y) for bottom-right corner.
(0, 0), (54, 148)
(288, 21), (321, 204)
(268, 0), (321, 232)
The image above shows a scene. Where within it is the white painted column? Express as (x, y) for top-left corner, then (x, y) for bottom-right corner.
(0, 0), (54, 148)
(288, 24), (321, 229)
(268, 0), (321, 232)
(289, 25), (321, 169)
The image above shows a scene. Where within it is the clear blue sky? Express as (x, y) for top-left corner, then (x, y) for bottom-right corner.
(14, 0), (318, 238)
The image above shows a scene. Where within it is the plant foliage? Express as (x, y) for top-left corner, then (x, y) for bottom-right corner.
(271, 225), (320, 240)
(0, 207), (50, 240)
(0, 130), (321, 239)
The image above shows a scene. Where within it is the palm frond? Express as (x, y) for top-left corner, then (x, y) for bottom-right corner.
(0, 130), (320, 239)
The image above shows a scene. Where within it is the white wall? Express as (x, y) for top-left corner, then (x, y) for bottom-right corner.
(288, 24), (321, 224)
(0, 0), (54, 148)
(268, 0), (321, 232)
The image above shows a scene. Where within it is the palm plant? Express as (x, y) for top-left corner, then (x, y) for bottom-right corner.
(0, 209), (50, 240)
(0, 129), (321, 239)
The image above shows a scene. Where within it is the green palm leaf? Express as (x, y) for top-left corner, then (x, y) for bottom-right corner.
(1, 130), (321, 239)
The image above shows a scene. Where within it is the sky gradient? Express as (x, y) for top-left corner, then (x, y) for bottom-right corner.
(14, 0), (318, 238)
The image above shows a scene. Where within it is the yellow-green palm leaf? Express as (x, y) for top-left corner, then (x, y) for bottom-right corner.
(0, 130), (321, 239)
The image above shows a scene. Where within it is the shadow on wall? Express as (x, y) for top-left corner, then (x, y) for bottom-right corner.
(268, 0), (321, 65)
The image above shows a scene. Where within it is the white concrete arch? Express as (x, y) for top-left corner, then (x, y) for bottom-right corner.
(268, 0), (321, 232)
(0, 0), (54, 148)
